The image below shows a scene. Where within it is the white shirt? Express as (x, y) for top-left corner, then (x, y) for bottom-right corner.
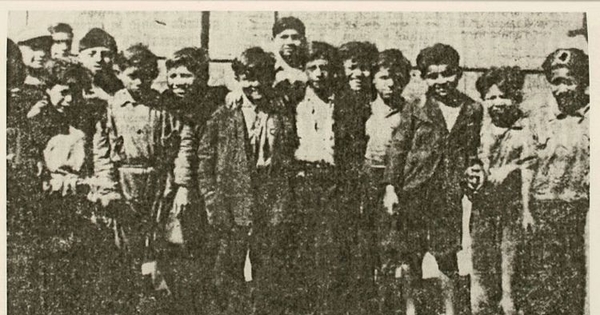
(294, 87), (335, 165)
(438, 102), (462, 132)
(365, 96), (402, 168)
(240, 92), (258, 136)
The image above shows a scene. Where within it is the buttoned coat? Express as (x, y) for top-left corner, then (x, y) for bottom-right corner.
(197, 90), (297, 229)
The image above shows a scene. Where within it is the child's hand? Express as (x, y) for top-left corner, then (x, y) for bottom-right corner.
(27, 99), (49, 118)
(172, 187), (190, 217)
(383, 185), (399, 215)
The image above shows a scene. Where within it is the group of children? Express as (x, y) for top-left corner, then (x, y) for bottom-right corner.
(6, 16), (589, 315)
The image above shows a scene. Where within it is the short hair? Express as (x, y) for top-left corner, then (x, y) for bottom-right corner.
(166, 47), (210, 83)
(272, 16), (306, 38)
(416, 43), (460, 77)
(115, 43), (159, 79)
(44, 59), (91, 90)
(306, 41), (339, 64)
(475, 66), (525, 103)
(542, 48), (589, 88)
(79, 28), (117, 53)
(339, 41), (378, 66)
(48, 23), (73, 35)
(376, 49), (412, 86)
(231, 47), (276, 80)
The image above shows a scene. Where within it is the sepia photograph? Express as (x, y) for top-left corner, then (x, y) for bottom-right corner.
(2, 3), (595, 315)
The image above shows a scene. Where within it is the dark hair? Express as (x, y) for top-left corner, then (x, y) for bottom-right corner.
(306, 41), (339, 64)
(45, 59), (91, 90)
(7, 39), (26, 89)
(476, 66), (525, 103)
(166, 47), (210, 83)
(272, 16), (306, 37)
(339, 41), (378, 66)
(231, 47), (276, 80)
(115, 43), (159, 79)
(416, 43), (460, 77)
(376, 49), (412, 86)
(542, 48), (589, 88)
(48, 23), (73, 35)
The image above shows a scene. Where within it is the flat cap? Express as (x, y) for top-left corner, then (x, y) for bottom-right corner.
(79, 28), (117, 52)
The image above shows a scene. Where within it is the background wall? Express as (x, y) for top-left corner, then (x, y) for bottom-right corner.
(8, 11), (589, 110)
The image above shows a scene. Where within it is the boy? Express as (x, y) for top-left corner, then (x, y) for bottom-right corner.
(521, 48), (589, 315)
(17, 29), (52, 88)
(472, 66), (535, 315)
(197, 47), (295, 315)
(363, 49), (412, 315)
(160, 46), (227, 315)
(271, 16), (308, 110)
(290, 41), (343, 315)
(24, 60), (104, 314)
(92, 43), (172, 314)
(48, 22), (75, 61)
(78, 27), (123, 98)
(383, 43), (483, 315)
(337, 40), (378, 315)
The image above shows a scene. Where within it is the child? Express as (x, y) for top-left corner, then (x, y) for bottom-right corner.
(159, 46), (227, 315)
(25, 60), (102, 314)
(91, 43), (172, 314)
(197, 47), (295, 315)
(363, 49), (412, 315)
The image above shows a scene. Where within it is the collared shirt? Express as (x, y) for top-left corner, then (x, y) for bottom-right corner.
(365, 95), (402, 168)
(531, 104), (589, 201)
(295, 86), (335, 165)
(237, 90), (276, 168)
(479, 114), (537, 184)
(274, 53), (307, 86)
(108, 89), (162, 165)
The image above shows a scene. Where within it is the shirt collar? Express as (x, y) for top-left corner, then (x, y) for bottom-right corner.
(114, 89), (137, 107)
(241, 91), (257, 109)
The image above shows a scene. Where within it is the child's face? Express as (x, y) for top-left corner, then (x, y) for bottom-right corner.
(273, 29), (305, 60)
(117, 66), (153, 97)
(343, 58), (372, 92)
(423, 64), (460, 100)
(238, 72), (274, 103)
(51, 32), (73, 58)
(79, 47), (113, 74)
(305, 58), (333, 92)
(373, 67), (405, 101)
(548, 67), (586, 115)
(46, 84), (74, 113)
(20, 45), (48, 70)
(167, 65), (199, 98)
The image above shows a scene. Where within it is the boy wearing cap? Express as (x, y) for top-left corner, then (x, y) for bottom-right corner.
(91, 43), (173, 313)
(363, 49), (412, 315)
(78, 27), (123, 98)
(383, 43), (482, 315)
(518, 48), (589, 315)
(197, 47), (295, 315)
(17, 30), (52, 88)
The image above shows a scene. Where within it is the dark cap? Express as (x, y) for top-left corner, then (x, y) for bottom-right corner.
(416, 43), (460, 75)
(542, 48), (589, 87)
(272, 16), (306, 37)
(79, 28), (117, 53)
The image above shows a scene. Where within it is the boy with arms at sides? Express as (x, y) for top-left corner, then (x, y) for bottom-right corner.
(383, 43), (483, 315)
(159, 46), (227, 315)
(91, 43), (174, 314)
(470, 66), (536, 315)
(197, 47), (296, 315)
(363, 49), (412, 315)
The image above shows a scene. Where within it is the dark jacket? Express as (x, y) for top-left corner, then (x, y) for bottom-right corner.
(384, 92), (483, 196)
(197, 90), (297, 229)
